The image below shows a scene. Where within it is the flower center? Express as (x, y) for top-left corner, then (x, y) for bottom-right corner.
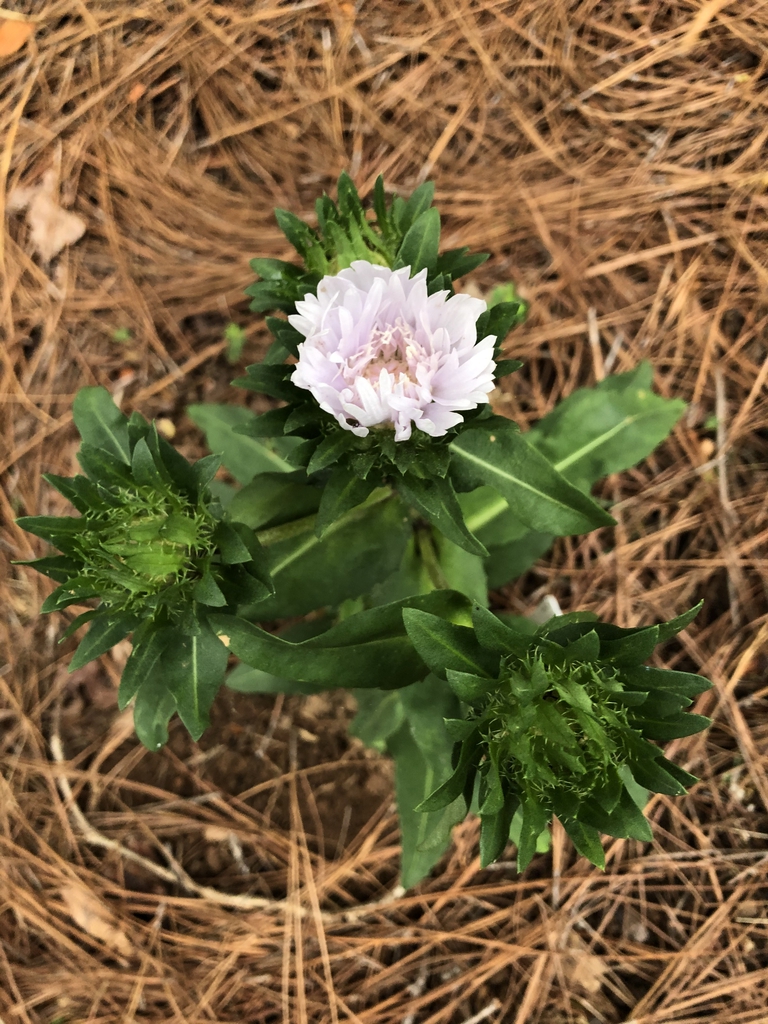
(344, 317), (421, 387)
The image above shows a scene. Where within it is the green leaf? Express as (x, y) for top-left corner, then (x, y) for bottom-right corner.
(479, 301), (528, 353)
(484, 532), (555, 589)
(235, 405), (293, 438)
(444, 717), (477, 741)
(19, 553), (82, 584)
(471, 604), (533, 657)
(618, 665), (711, 699)
(397, 674), (463, 765)
(398, 474), (488, 557)
(145, 427), (199, 497)
(127, 410), (150, 450)
(627, 755), (687, 797)
(657, 601), (703, 642)
(494, 359), (524, 379)
(315, 467), (377, 537)
(460, 487), (526, 546)
(479, 791), (518, 867)
(224, 322), (247, 364)
(193, 453), (221, 494)
(314, 590), (470, 647)
(403, 608), (499, 679)
(163, 620), (229, 740)
(16, 515), (90, 549)
(214, 592), (469, 692)
(42, 473), (105, 515)
(527, 363), (686, 492)
(559, 816), (605, 869)
(373, 174), (389, 233)
(387, 721), (464, 888)
(265, 316), (304, 358)
(516, 797), (550, 871)
(305, 431), (359, 475)
(130, 437), (166, 490)
(479, 753), (505, 815)
(274, 208), (319, 259)
(59, 608), (103, 641)
(72, 387), (131, 465)
(464, 364), (687, 588)
(249, 493), (410, 619)
(450, 425), (614, 537)
(228, 473), (321, 531)
(213, 521), (252, 564)
(435, 247), (489, 280)
(249, 257), (305, 282)
(633, 712), (711, 742)
(225, 663), (317, 696)
(117, 626), (173, 710)
(232, 364), (298, 401)
(69, 612), (138, 672)
(394, 207), (441, 276)
(488, 282), (525, 309)
(336, 171), (365, 222)
(562, 630), (601, 665)
(445, 669), (496, 702)
(132, 681), (177, 751)
(229, 522), (274, 589)
(193, 569), (228, 607)
(77, 443), (134, 487)
(434, 535), (488, 608)
(187, 404), (297, 484)
(401, 181), (435, 230)
(40, 579), (100, 612)
(579, 787), (653, 841)
(369, 537), (434, 606)
(600, 626), (660, 666)
(350, 689), (407, 751)
(160, 513), (198, 546)
(283, 403), (324, 435)
(216, 616), (417, 691)
(315, 193), (337, 236)
(654, 757), (699, 789)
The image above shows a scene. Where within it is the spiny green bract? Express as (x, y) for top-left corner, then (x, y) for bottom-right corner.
(38, 481), (219, 609)
(244, 172), (499, 314)
(17, 388), (274, 748)
(402, 602), (711, 872)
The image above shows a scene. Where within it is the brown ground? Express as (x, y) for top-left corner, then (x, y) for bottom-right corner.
(2, 2), (768, 1022)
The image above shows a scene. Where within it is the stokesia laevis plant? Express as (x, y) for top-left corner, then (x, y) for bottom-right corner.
(18, 172), (711, 887)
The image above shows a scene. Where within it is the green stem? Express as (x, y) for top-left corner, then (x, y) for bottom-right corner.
(255, 486), (395, 548)
(463, 492), (509, 534)
(416, 526), (450, 592)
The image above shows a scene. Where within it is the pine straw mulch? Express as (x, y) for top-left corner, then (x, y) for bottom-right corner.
(2, 2), (768, 1022)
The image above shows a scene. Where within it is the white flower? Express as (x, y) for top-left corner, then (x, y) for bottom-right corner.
(289, 261), (496, 441)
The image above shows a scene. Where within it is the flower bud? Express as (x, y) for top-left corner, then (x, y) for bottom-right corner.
(403, 603), (711, 870)
(17, 388), (274, 675)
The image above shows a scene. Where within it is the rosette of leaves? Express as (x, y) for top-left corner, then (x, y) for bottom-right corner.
(402, 602), (711, 871)
(17, 388), (273, 749)
(234, 173), (614, 560)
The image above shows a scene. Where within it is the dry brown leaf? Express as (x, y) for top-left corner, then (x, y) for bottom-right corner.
(203, 825), (231, 842)
(60, 884), (133, 958)
(7, 169), (86, 261)
(562, 931), (609, 995)
(0, 17), (34, 55)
